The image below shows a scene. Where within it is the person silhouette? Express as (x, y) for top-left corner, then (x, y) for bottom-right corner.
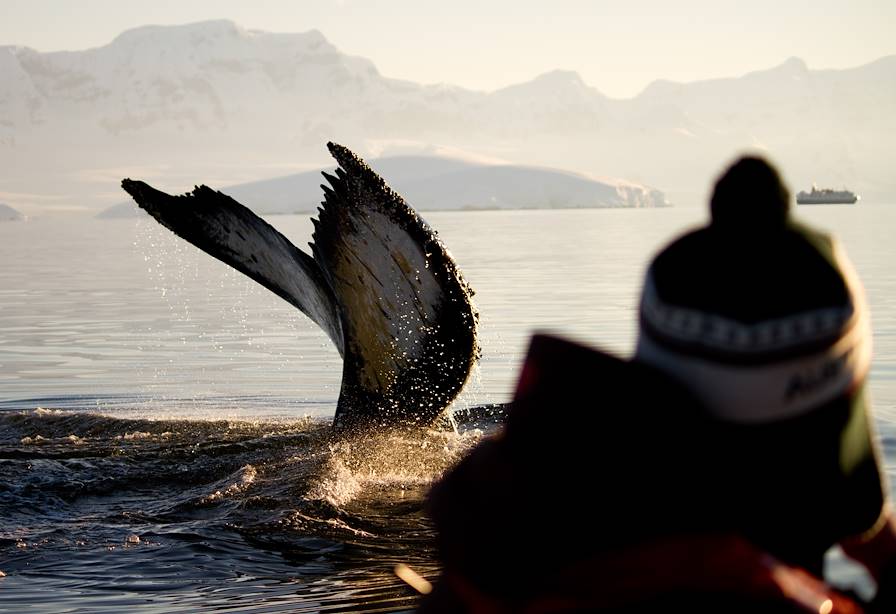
(636, 155), (895, 603)
(417, 156), (893, 612)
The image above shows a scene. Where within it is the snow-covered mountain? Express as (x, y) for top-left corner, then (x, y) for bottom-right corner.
(100, 153), (667, 217)
(0, 203), (23, 220)
(2, 20), (893, 214)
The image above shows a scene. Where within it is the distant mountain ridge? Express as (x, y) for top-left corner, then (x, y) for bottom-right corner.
(0, 203), (23, 220)
(1, 20), (893, 214)
(101, 154), (667, 217)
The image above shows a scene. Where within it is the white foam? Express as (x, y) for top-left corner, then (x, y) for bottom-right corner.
(309, 429), (482, 507)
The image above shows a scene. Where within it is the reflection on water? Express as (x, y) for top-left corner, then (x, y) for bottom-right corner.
(0, 408), (486, 613)
(1, 206), (895, 610)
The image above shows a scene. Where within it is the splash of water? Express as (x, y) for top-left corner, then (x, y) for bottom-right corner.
(309, 428), (483, 507)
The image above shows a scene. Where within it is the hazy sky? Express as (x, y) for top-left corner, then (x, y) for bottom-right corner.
(2, 0), (894, 97)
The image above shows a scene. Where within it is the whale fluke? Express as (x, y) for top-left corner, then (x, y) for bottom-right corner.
(122, 142), (479, 431)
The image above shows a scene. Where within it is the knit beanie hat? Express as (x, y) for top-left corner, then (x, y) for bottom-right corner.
(636, 156), (871, 424)
(710, 156), (790, 231)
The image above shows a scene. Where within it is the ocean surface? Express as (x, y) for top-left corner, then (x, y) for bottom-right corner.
(1, 204), (895, 612)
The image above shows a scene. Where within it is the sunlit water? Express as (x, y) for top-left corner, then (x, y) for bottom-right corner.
(1, 205), (895, 612)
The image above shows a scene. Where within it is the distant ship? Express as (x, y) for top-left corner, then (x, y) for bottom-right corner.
(796, 184), (859, 205)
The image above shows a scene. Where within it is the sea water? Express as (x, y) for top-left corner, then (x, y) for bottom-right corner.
(1, 205), (894, 612)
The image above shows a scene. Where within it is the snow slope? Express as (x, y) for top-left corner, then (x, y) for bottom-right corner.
(3, 20), (893, 213)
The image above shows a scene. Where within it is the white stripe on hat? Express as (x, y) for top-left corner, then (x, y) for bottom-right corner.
(636, 313), (870, 423)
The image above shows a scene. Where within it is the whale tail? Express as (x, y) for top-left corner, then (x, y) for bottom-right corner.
(122, 142), (479, 431)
